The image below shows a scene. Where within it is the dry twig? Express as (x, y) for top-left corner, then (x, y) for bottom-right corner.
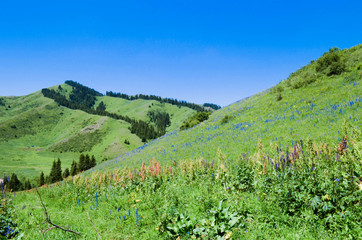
(86, 211), (102, 239)
(36, 188), (81, 238)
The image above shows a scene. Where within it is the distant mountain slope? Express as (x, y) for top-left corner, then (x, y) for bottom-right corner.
(0, 91), (140, 179)
(94, 96), (195, 132)
(93, 44), (362, 173)
(0, 81), (205, 179)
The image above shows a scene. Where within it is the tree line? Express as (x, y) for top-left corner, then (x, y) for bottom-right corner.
(1, 154), (97, 192)
(106, 91), (208, 112)
(203, 103), (221, 110)
(41, 88), (161, 141)
(147, 110), (171, 136)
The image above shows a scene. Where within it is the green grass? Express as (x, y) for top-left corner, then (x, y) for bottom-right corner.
(0, 82), (196, 181)
(94, 65), (362, 174)
(0, 94), (139, 180)
(11, 138), (362, 239)
(94, 96), (196, 132)
(3, 44), (362, 239)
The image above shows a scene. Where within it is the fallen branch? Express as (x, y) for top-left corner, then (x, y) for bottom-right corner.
(37, 225), (56, 240)
(36, 188), (81, 237)
(86, 211), (102, 239)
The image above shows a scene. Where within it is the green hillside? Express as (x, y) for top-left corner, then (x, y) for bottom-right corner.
(3, 45), (362, 239)
(0, 83), (197, 180)
(93, 96), (195, 132)
(93, 44), (362, 172)
(0, 91), (140, 179)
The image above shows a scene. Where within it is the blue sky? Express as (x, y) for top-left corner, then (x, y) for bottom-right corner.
(0, 0), (361, 106)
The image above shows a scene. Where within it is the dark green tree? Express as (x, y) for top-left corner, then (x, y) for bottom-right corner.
(50, 159), (63, 183)
(45, 175), (50, 184)
(85, 154), (91, 170)
(78, 154), (86, 172)
(24, 179), (32, 190)
(63, 168), (70, 179)
(70, 161), (78, 176)
(90, 155), (96, 168)
(39, 171), (45, 186)
(49, 160), (57, 183)
(96, 101), (106, 112)
(9, 173), (22, 191)
(56, 158), (63, 182)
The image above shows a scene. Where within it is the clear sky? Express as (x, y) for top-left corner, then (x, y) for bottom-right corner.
(0, 0), (361, 106)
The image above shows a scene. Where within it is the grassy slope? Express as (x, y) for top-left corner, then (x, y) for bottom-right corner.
(0, 83), (196, 180)
(94, 96), (196, 132)
(0, 91), (140, 180)
(93, 45), (362, 173)
(8, 45), (362, 239)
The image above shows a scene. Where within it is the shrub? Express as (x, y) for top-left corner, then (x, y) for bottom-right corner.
(220, 115), (233, 124)
(180, 112), (211, 130)
(0, 198), (19, 238)
(316, 47), (346, 76)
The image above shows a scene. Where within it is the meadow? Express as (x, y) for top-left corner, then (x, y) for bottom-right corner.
(6, 122), (362, 239)
(0, 85), (195, 180)
(1, 45), (362, 239)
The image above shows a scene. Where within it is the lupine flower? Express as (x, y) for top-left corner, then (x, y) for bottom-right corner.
(96, 192), (98, 207)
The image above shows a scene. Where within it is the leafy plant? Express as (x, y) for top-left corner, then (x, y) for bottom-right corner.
(158, 211), (195, 239)
(0, 198), (19, 239)
(316, 47), (346, 76)
(194, 199), (244, 239)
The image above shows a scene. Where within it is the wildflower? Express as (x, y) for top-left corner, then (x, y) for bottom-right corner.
(96, 192), (98, 207)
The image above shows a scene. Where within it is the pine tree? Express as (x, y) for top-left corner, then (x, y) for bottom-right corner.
(9, 173), (22, 191)
(50, 159), (63, 183)
(90, 155), (96, 168)
(39, 171), (45, 186)
(50, 160), (57, 183)
(56, 158), (63, 181)
(70, 161), (78, 176)
(24, 179), (31, 190)
(45, 175), (50, 184)
(78, 154), (85, 172)
(85, 154), (91, 170)
(63, 168), (70, 179)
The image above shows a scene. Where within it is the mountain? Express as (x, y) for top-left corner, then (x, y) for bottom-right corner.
(4, 44), (362, 239)
(0, 82), (207, 179)
(93, 44), (362, 172)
